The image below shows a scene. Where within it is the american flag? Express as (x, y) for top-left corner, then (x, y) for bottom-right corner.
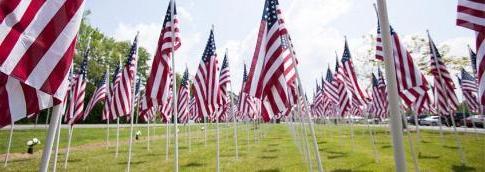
(468, 47), (477, 75)
(458, 69), (480, 113)
(0, 0), (84, 128)
(330, 65), (350, 117)
(160, 86), (173, 123)
(323, 68), (339, 105)
(145, 0), (181, 109)
(188, 96), (199, 122)
(376, 67), (388, 119)
(66, 40), (90, 125)
(456, 0), (485, 108)
(216, 52), (231, 120)
(389, 28), (430, 113)
(102, 64), (121, 121)
(84, 70), (108, 120)
(194, 29), (219, 121)
(244, 0), (296, 122)
(177, 68), (190, 123)
(139, 106), (155, 123)
(340, 39), (367, 109)
(238, 64), (254, 120)
(375, 21), (384, 61)
(109, 34), (138, 117)
(429, 33), (459, 115)
(371, 72), (387, 119)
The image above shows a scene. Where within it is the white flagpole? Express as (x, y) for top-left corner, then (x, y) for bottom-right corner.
(35, 113), (39, 129)
(228, 83), (238, 159)
(402, 114), (419, 172)
(126, 32), (140, 172)
(106, 119), (110, 149)
(115, 117), (120, 157)
(45, 108), (51, 129)
(165, 119), (170, 160)
(51, 111), (63, 172)
(39, 103), (64, 172)
(63, 126), (74, 169)
(3, 122), (14, 167)
(189, 120), (192, 152)
(286, 36), (323, 172)
(147, 117), (151, 151)
(376, 1), (407, 171)
(365, 113), (379, 163)
(106, 66), (110, 149)
(167, 1), (179, 170)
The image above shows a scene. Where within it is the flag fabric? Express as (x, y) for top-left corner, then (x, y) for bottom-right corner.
(145, 0), (181, 109)
(102, 64), (121, 121)
(458, 69), (480, 113)
(243, 0), (297, 122)
(84, 71), (108, 120)
(329, 66), (350, 117)
(456, 0), (485, 109)
(109, 35), (139, 117)
(216, 52), (231, 121)
(428, 34), (459, 115)
(0, 0), (85, 128)
(188, 96), (200, 122)
(177, 68), (190, 123)
(390, 28), (430, 113)
(371, 72), (387, 119)
(376, 68), (388, 119)
(193, 29), (219, 121)
(238, 64), (256, 120)
(65, 41), (90, 125)
(375, 21), (384, 61)
(340, 39), (367, 108)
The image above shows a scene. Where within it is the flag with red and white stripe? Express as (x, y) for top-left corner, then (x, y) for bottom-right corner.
(340, 39), (367, 109)
(244, 0), (296, 122)
(177, 68), (190, 123)
(145, 0), (181, 110)
(102, 64), (121, 121)
(84, 70), (108, 120)
(456, 0), (485, 110)
(0, 0), (85, 128)
(194, 29), (219, 121)
(65, 44), (90, 125)
(216, 52), (231, 121)
(109, 34), (138, 117)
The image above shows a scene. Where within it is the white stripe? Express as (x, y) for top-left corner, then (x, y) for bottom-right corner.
(7, 77), (27, 122)
(459, 0), (485, 11)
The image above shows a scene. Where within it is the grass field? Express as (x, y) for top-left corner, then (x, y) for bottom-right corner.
(1, 123), (484, 171)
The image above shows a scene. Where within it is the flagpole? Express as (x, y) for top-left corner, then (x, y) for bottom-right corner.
(285, 37), (323, 172)
(228, 81), (239, 159)
(147, 116), (151, 151)
(375, 1), (407, 171)
(115, 117), (120, 157)
(167, 1), (179, 171)
(166, 119), (170, 160)
(63, 125), (74, 169)
(106, 66), (111, 149)
(45, 108), (51, 129)
(3, 122), (14, 167)
(364, 112), (379, 163)
(39, 103), (64, 172)
(51, 109), (63, 172)
(126, 32), (140, 172)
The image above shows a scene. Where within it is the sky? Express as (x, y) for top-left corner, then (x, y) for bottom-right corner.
(84, 0), (474, 97)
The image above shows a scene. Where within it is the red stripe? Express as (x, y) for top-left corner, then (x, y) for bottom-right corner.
(0, 0), (21, 23)
(40, 38), (76, 95)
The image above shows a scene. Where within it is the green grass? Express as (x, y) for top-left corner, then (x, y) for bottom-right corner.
(1, 123), (484, 171)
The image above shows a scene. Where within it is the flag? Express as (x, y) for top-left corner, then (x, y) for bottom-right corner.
(458, 69), (480, 113)
(376, 67), (388, 119)
(328, 66), (350, 117)
(244, 0), (297, 122)
(217, 52), (231, 121)
(428, 33), (459, 115)
(371, 72), (387, 119)
(340, 39), (367, 108)
(0, 0), (84, 128)
(65, 39), (90, 125)
(390, 28), (430, 113)
(194, 29), (219, 121)
(177, 68), (190, 123)
(238, 64), (254, 120)
(109, 34), (138, 117)
(375, 21), (384, 61)
(456, 0), (485, 108)
(102, 64), (121, 121)
(84, 70), (108, 120)
(145, 0), (181, 109)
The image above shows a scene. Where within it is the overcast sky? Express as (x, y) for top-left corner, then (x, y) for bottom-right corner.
(85, 0), (473, 96)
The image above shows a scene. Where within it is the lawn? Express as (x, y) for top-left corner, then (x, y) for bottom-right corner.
(1, 123), (484, 171)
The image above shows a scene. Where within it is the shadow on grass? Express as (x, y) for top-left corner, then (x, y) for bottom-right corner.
(257, 168), (280, 172)
(9, 158), (32, 163)
(327, 150), (348, 159)
(179, 146), (187, 149)
(267, 143), (279, 147)
(418, 153), (440, 159)
(258, 155), (278, 159)
(318, 141), (327, 144)
(331, 169), (352, 172)
(118, 161), (146, 165)
(183, 162), (205, 167)
(443, 145), (458, 150)
(381, 145), (391, 149)
(67, 158), (82, 163)
(264, 149), (278, 153)
(451, 164), (475, 172)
